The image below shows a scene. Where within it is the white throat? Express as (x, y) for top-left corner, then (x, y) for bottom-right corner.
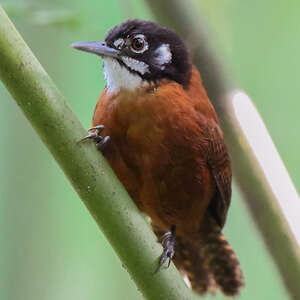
(103, 58), (147, 94)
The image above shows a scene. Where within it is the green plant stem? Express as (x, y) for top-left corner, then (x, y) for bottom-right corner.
(144, 0), (300, 298)
(0, 6), (194, 300)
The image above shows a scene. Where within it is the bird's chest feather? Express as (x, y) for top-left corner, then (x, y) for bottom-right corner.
(93, 84), (205, 169)
(92, 83), (215, 230)
(106, 88), (169, 169)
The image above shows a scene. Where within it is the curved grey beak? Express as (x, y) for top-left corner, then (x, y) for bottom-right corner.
(71, 41), (120, 58)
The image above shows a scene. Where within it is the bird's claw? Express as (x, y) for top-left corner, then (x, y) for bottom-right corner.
(77, 125), (110, 151)
(156, 225), (176, 273)
(88, 125), (105, 133)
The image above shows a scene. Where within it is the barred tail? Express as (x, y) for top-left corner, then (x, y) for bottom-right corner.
(152, 223), (244, 296)
(152, 224), (216, 294)
(201, 231), (244, 296)
(173, 234), (216, 294)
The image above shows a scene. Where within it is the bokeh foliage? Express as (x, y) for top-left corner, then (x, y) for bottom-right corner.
(1, 0), (299, 299)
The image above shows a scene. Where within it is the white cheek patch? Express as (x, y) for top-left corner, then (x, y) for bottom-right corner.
(121, 56), (150, 75)
(153, 44), (172, 70)
(103, 58), (145, 94)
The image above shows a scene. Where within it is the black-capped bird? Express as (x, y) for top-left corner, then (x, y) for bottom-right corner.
(72, 19), (244, 296)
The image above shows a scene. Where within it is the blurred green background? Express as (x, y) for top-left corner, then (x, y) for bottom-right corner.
(1, 0), (299, 299)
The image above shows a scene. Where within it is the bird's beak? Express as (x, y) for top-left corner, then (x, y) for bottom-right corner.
(71, 41), (120, 58)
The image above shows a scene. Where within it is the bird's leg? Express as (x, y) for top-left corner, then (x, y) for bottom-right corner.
(156, 225), (176, 273)
(78, 125), (110, 152)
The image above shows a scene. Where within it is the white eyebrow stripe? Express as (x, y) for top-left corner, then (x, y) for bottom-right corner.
(153, 44), (172, 69)
(121, 56), (150, 75)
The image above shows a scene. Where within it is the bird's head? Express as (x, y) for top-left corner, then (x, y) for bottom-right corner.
(72, 19), (191, 93)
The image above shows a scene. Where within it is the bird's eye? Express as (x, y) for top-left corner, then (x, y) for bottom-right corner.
(131, 35), (148, 53)
(132, 38), (144, 50)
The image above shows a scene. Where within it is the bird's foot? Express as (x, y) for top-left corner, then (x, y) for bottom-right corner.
(156, 225), (176, 273)
(78, 125), (110, 151)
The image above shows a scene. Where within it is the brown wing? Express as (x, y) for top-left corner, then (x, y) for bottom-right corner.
(205, 124), (232, 228)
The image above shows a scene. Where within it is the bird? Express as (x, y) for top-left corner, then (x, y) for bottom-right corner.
(72, 19), (244, 296)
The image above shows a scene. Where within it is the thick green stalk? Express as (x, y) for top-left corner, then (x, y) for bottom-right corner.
(0, 6), (194, 300)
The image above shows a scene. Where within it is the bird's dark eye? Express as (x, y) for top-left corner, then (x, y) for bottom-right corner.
(131, 35), (148, 53)
(132, 38), (144, 50)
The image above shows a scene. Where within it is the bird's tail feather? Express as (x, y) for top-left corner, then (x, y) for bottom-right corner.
(200, 230), (244, 296)
(152, 222), (244, 296)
